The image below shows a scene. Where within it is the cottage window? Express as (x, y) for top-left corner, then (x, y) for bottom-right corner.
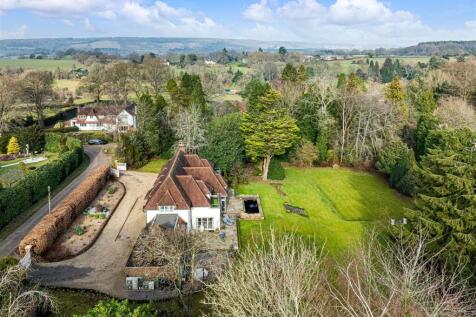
(80, 123), (86, 127)
(79, 115), (86, 119)
(196, 217), (213, 230)
(159, 206), (175, 212)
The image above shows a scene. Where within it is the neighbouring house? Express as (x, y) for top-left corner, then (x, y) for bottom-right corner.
(144, 145), (228, 231)
(67, 104), (136, 132)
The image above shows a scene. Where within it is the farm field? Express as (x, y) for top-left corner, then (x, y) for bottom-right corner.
(237, 167), (411, 255)
(324, 56), (431, 73)
(0, 58), (77, 71)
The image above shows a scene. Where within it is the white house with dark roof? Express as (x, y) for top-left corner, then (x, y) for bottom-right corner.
(68, 104), (136, 132)
(143, 145), (227, 231)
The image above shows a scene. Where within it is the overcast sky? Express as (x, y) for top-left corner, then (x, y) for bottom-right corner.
(0, 0), (475, 48)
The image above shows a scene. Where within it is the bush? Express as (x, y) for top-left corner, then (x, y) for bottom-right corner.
(45, 126), (79, 133)
(0, 141), (84, 230)
(44, 132), (64, 153)
(0, 256), (18, 272)
(268, 158), (285, 180)
(73, 132), (113, 143)
(15, 124), (45, 153)
(291, 139), (318, 167)
(74, 299), (156, 317)
(376, 140), (416, 196)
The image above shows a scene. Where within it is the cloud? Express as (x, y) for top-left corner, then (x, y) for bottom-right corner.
(84, 18), (96, 32)
(243, 0), (273, 22)
(241, 0), (476, 48)
(0, 0), (115, 16)
(0, 24), (27, 39)
(277, 0), (325, 19)
(465, 20), (476, 29)
(120, 1), (222, 37)
(62, 19), (74, 27)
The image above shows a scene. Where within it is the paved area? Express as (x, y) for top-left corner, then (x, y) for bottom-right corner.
(0, 146), (106, 258)
(29, 171), (157, 298)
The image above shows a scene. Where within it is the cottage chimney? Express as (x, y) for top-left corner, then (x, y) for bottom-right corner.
(178, 142), (186, 153)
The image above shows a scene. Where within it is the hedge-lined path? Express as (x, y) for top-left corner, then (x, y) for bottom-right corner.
(28, 171), (157, 299)
(0, 146), (105, 257)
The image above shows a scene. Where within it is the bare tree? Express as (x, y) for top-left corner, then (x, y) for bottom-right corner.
(143, 57), (171, 96)
(204, 229), (475, 317)
(335, 74), (363, 163)
(329, 229), (476, 317)
(204, 231), (331, 317)
(0, 265), (57, 317)
(173, 104), (205, 153)
(19, 70), (54, 127)
(80, 63), (106, 102)
(0, 75), (17, 134)
(434, 96), (476, 130)
(105, 62), (131, 104)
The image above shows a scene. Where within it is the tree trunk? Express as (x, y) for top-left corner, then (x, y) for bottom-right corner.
(262, 154), (272, 181)
(36, 106), (45, 128)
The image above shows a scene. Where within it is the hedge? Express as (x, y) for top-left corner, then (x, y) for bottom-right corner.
(44, 132), (63, 153)
(45, 126), (79, 133)
(0, 140), (84, 230)
(19, 164), (109, 257)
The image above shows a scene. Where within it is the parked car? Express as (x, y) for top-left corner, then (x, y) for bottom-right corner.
(87, 139), (108, 145)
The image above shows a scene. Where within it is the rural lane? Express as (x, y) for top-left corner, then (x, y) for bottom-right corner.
(0, 145), (107, 258)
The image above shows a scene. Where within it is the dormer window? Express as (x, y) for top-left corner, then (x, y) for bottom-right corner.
(159, 206), (175, 212)
(79, 115), (86, 119)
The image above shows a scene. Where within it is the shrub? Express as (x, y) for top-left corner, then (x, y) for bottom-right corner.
(291, 139), (318, 167)
(45, 126), (79, 133)
(15, 124), (45, 153)
(75, 226), (85, 236)
(108, 186), (116, 195)
(73, 132), (113, 143)
(0, 256), (18, 272)
(74, 300), (156, 317)
(268, 158), (285, 180)
(7, 136), (21, 155)
(376, 140), (416, 196)
(44, 133), (64, 153)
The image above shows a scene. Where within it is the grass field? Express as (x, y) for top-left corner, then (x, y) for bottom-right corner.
(324, 56), (431, 74)
(0, 58), (77, 71)
(237, 167), (411, 255)
(137, 158), (168, 173)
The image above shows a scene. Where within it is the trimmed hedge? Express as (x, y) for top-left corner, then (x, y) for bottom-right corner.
(45, 126), (79, 133)
(19, 164), (109, 256)
(0, 138), (84, 230)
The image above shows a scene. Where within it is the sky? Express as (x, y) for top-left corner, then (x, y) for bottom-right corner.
(0, 0), (475, 48)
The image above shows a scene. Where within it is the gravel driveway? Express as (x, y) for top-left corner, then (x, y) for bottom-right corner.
(29, 171), (157, 298)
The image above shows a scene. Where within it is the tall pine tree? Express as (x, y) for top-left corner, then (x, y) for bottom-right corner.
(406, 128), (476, 284)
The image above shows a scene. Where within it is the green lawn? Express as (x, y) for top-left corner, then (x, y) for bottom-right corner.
(238, 167), (411, 255)
(137, 158), (168, 173)
(0, 152), (59, 185)
(0, 58), (77, 71)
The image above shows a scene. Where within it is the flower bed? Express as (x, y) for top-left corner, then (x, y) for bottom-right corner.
(43, 179), (125, 261)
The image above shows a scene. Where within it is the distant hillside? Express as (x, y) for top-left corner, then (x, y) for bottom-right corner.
(377, 41), (476, 56)
(0, 37), (474, 57)
(0, 37), (314, 57)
